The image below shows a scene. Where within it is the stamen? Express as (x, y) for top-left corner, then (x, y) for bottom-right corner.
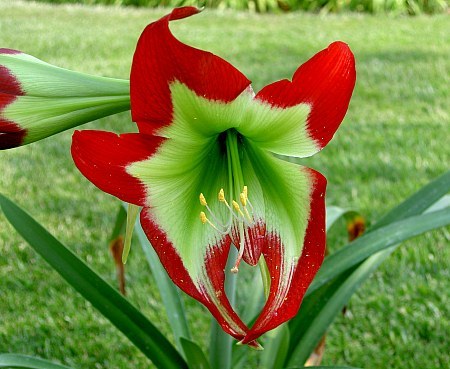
(232, 200), (246, 219)
(200, 192), (232, 231)
(200, 211), (208, 224)
(239, 190), (253, 223)
(198, 185), (256, 273)
(199, 193), (207, 206)
(243, 207), (253, 224)
(218, 188), (232, 208)
(239, 192), (247, 206)
(200, 211), (225, 233)
(231, 224), (246, 274)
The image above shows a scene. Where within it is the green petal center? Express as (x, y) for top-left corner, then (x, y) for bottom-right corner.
(127, 82), (313, 281)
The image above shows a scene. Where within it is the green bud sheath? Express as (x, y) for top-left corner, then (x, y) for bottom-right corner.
(0, 48), (130, 149)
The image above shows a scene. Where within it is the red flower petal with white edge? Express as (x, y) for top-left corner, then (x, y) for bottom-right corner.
(130, 7), (251, 135)
(255, 41), (356, 153)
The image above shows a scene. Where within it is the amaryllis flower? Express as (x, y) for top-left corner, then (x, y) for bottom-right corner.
(72, 7), (355, 346)
(0, 49), (130, 149)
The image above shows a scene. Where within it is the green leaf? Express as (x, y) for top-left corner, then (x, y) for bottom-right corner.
(287, 263), (356, 361)
(180, 338), (212, 369)
(425, 194), (450, 213)
(122, 203), (139, 264)
(0, 194), (187, 369)
(286, 172), (450, 367)
(372, 170), (450, 230)
(134, 215), (191, 354)
(286, 248), (394, 367)
(0, 354), (74, 369)
(260, 324), (290, 369)
(231, 344), (249, 369)
(108, 204), (126, 242)
(286, 366), (361, 369)
(325, 206), (361, 232)
(308, 207), (450, 296)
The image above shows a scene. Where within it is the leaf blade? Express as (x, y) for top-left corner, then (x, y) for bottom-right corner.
(134, 216), (191, 353)
(0, 354), (74, 369)
(308, 207), (450, 296)
(287, 248), (394, 367)
(0, 194), (187, 369)
(372, 170), (450, 230)
(180, 338), (212, 369)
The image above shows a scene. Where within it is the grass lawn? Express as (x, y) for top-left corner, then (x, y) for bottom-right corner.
(0, 1), (449, 368)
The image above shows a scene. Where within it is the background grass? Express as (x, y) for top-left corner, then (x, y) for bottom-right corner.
(25, 0), (450, 15)
(0, 1), (449, 368)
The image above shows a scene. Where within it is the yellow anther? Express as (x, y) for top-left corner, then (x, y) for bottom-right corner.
(239, 192), (247, 207)
(199, 193), (207, 206)
(218, 188), (226, 202)
(243, 185), (248, 199)
(200, 211), (208, 224)
(233, 200), (247, 219)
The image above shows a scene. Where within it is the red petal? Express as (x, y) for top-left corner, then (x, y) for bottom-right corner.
(0, 91), (26, 149)
(0, 53), (26, 149)
(140, 208), (251, 341)
(255, 42), (355, 150)
(0, 49), (22, 55)
(0, 61), (24, 96)
(71, 130), (164, 206)
(0, 129), (26, 149)
(130, 7), (251, 135)
(242, 168), (327, 343)
(231, 222), (266, 266)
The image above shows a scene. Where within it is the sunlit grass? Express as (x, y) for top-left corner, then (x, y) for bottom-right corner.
(0, 1), (449, 368)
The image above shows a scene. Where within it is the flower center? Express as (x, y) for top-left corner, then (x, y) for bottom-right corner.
(199, 186), (255, 274)
(198, 129), (256, 273)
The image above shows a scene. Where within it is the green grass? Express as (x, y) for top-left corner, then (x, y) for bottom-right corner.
(0, 1), (449, 368)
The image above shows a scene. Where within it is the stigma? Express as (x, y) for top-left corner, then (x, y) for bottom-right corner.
(199, 186), (255, 273)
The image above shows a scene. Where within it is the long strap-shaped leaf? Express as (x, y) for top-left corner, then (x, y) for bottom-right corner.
(286, 247), (395, 366)
(0, 194), (187, 369)
(288, 366), (362, 369)
(0, 354), (74, 369)
(307, 206), (450, 296)
(134, 217), (191, 353)
(373, 170), (450, 230)
(286, 171), (450, 367)
(180, 338), (212, 369)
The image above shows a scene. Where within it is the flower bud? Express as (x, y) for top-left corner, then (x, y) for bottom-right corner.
(0, 49), (130, 149)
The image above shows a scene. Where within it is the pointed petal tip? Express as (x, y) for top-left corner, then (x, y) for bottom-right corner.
(328, 40), (351, 50)
(168, 6), (202, 21)
(131, 6), (250, 133)
(238, 339), (264, 350)
(326, 40), (356, 68)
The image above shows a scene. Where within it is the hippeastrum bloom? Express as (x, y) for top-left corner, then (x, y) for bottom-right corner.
(72, 7), (356, 346)
(0, 49), (130, 149)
